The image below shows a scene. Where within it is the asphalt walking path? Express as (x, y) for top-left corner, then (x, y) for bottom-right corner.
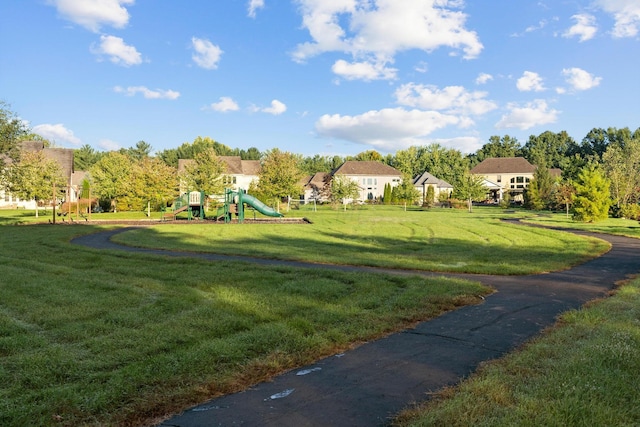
(71, 225), (640, 427)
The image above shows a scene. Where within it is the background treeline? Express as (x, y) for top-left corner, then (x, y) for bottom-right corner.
(2, 101), (639, 219)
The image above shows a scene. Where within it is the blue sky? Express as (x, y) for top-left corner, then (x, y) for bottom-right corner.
(1, 0), (639, 157)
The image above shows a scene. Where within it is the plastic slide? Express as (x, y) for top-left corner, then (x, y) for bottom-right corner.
(242, 193), (283, 217)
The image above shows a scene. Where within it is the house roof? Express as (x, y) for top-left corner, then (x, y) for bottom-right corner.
(412, 171), (453, 188)
(43, 148), (74, 180)
(333, 161), (401, 176)
(178, 156), (261, 176)
(12, 141), (74, 181)
(304, 172), (330, 189)
(470, 157), (536, 174)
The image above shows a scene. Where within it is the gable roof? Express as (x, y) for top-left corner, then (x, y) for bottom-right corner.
(412, 171), (453, 188)
(470, 157), (536, 175)
(11, 141), (74, 181)
(178, 156), (261, 176)
(303, 172), (331, 189)
(333, 161), (401, 176)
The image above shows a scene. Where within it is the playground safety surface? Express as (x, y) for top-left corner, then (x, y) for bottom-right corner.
(71, 223), (640, 427)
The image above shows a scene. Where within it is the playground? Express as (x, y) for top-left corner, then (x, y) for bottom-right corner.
(51, 188), (308, 225)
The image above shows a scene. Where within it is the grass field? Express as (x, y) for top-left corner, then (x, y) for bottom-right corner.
(112, 206), (609, 275)
(0, 205), (635, 426)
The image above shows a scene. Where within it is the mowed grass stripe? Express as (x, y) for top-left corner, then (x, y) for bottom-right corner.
(114, 207), (609, 274)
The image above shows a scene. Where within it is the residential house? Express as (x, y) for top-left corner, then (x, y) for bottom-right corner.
(1, 141), (77, 209)
(177, 156), (261, 193)
(412, 171), (453, 205)
(470, 157), (560, 203)
(301, 172), (331, 202)
(332, 161), (402, 202)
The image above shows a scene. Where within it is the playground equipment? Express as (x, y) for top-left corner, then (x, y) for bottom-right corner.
(216, 188), (283, 223)
(163, 190), (206, 221)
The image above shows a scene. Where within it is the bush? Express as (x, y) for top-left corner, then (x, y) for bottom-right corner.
(619, 203), (640, 220)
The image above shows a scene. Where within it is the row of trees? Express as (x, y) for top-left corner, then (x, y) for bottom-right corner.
(2, 101), (639, 221)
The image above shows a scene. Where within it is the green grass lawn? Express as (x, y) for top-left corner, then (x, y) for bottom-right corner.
(0, 206), (632, 426)
(524, 213), (640, 239)
(112, 206), (609, 275)
(0, 218), (490, 426)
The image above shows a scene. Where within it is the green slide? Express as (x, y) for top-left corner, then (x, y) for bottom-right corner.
(242, 193), (284, 217)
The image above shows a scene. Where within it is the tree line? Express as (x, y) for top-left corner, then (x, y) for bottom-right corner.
(2, 101), (639, 220)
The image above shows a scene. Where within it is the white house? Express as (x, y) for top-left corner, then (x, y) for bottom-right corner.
(332, 161), (402, 202)
(1, 141), (77, 209)
(470, 157), (561, 202)
(412, 171), (453, 205)
(178, 156), (261, 193)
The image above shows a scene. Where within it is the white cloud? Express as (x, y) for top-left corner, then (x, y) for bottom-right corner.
(394, 83), (497, 116)
(32, 123), (81, 146)
(496, 99), (559, 130)
(562, 67), (602, 91)
(191, 37), (223, 70)
(113, 86), (180, 99)
(516, 71), (546, 92)
(49, 0), (134, 32)
(293, 0), (482, 76)
(91, 34), (142, 66)
(526, 20), (547, 33)
(206, 97), (240, 112)
(595, 0), (640, 38)
(98, 138), (121, 151)
(563, 14), (598, 42)
(248, 0), (265, 18)
(475, 72), (493, 85)
(262, 99), (287, 115)
(331, 59), (397, 81)
(315, 107), (462, 152)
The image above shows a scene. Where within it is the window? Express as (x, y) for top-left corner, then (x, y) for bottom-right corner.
(367, 178), (372, 185)
(497, 175), (502, 183)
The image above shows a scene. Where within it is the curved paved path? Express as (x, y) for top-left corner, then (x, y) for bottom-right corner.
(72, 226), (640, 427)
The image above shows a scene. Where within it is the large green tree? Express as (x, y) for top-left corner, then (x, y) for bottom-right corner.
(125, 157), (178, 211)
(453, 171), (487, 212)
(471, 135), (522, 165)
(5, 150), (66, 217)
(392, 174), (421, 211)
(90, 151), (133, 212)
(330, 174), (361, 211)
(255, 149), (304, 204)
(180, 148), (226, 196)
(123, 140), (153, 161)
(601, 133), (640, 209)
(391, 143), (469, 186)
(525, 165), (556, 210)
(572, 165), (611, 223)
(158, 136), (233, 168)
(74, 144), (103, 171)
(522, 130), (578, 170)
(1, 101), (31, 163)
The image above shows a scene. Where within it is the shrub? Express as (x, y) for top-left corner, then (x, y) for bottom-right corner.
(619, 203), (640, 220)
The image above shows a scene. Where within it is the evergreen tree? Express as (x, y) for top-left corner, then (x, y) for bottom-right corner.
(424, 185), (435, 208)
(572, 165), (611, 222)
(525, 165), (555, 210)
(383, 183), (392, 205)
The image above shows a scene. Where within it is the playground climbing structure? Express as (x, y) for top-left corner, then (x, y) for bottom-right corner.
(216, 188), (283, 223)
